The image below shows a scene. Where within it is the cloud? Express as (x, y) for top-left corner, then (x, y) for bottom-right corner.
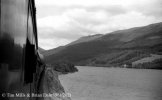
(36, 0), (126, 6)
(35, 0), (162, 50)
(111, 11), (160, 29)
(125, 0), (162, 18)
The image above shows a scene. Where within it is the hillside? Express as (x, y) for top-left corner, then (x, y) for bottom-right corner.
(45, 22), (162, 68)
(43, 34), (103, 57)
(42, 46), (65, 57)
(68, 34), (103, 46)
(38, 47), (46, 54)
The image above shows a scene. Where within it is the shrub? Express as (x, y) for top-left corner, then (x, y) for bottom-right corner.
(132, 58), (162, 69)
(52, 61), (78, 74)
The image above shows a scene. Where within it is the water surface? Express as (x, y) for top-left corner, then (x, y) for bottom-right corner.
(59, 66), (162, 100)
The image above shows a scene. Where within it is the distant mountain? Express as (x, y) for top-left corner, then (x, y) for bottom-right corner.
(43, 46), (65, 57)
(38, 47), (46, 54)
(68, 34), (103, 46)
(43, 34), (103, 57)
(45, 22), (162, 68)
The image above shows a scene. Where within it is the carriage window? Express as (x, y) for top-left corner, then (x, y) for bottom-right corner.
(0, 0), (28, 70)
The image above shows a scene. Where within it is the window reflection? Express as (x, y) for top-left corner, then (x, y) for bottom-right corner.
(0, 0), (28, 70)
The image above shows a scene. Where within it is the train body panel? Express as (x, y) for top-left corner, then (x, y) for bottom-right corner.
(0, 0), (43, 100)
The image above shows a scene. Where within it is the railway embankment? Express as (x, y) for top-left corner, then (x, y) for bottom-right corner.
(39, 67), (71, 100)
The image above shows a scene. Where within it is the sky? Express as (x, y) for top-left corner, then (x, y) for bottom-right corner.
(35, 0), (162, 50)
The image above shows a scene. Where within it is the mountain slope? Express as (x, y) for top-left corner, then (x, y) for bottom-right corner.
(43, 34), (103, 57)
(68, 34), (103, 46)
(45, 22), (162, 67)
(43, 46), (65, 57)
(38, 47), (46, 54)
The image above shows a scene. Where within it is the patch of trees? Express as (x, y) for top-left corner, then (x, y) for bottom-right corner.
(109, 50), (149, 65)
(132, 58), (162, 69)
(52, 61), (78, 74)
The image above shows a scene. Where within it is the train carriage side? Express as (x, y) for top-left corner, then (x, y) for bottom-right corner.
(0, 0), (44, 100)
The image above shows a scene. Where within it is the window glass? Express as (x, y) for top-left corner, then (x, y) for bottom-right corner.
(0, 0), (28, 70)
